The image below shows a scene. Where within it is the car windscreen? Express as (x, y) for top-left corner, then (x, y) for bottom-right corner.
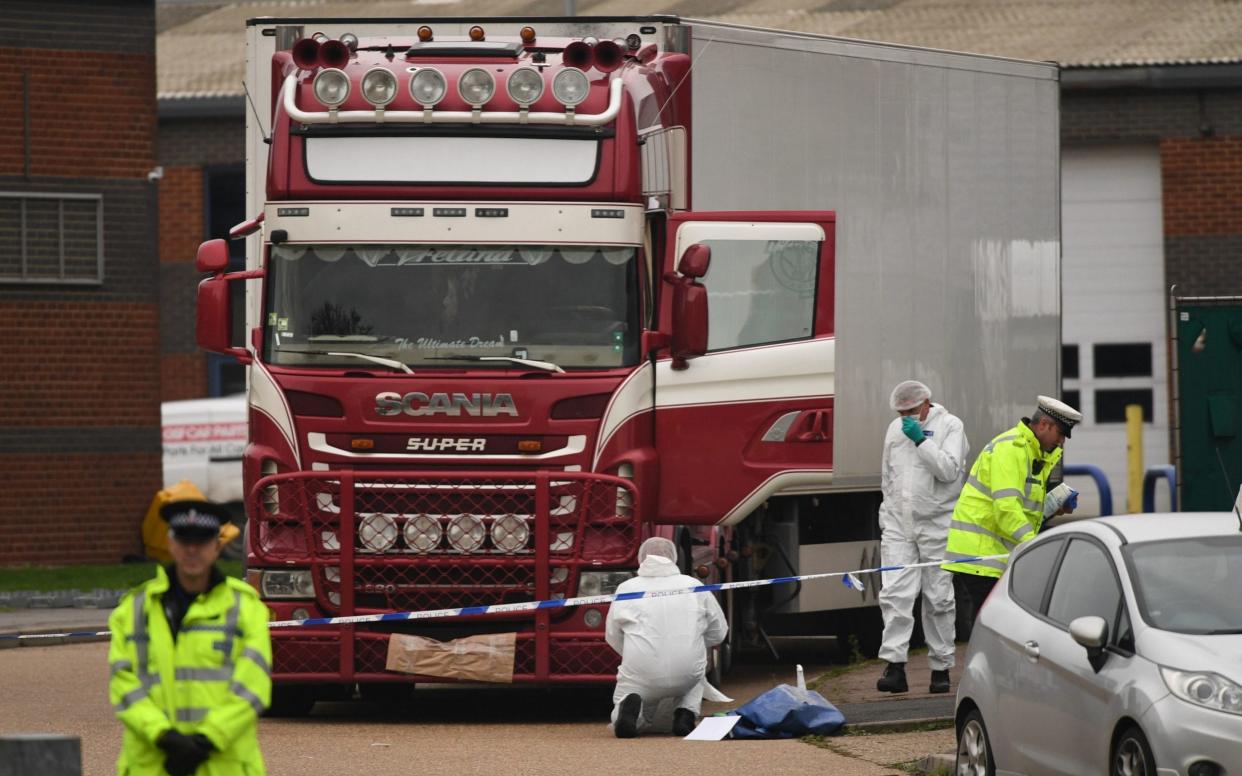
(263, 243), (640, 370)
(1124, 535), (1242, 634)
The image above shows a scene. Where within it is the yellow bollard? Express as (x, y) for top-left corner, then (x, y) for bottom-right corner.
(1126, 404), (1143, 513)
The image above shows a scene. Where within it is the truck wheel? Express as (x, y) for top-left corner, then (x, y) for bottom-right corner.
(265, 685), (316, 717)
(358, 682), (415, 705)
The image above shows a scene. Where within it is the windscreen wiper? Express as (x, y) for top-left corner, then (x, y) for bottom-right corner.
(285, 349), (414, 374)
(426, 354), (564, 373)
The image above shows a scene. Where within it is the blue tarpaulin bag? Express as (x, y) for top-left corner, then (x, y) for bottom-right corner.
(728, 684), (846, 739)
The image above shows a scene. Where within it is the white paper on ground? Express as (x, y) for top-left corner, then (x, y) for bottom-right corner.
(683, 715), (741, 741)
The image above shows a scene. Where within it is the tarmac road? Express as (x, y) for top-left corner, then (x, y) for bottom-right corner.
(0, 642), (940, 776)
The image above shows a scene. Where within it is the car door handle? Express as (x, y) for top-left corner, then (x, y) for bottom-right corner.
(792, 409), (833, 442)
(1023, 641), (1040, 659)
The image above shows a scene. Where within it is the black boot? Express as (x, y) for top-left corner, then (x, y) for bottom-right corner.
(672, 707), (697, 736)
(876, 662), (908, 693)
(929, 669), (951, 694)
(614, 693), (642, 738)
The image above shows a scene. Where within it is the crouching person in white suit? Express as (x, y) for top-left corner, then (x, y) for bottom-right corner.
(605, 537), (729, 738)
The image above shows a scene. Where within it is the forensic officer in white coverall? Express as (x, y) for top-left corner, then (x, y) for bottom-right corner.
(606, 537), (729, 738)
(875, 381), (968, 694)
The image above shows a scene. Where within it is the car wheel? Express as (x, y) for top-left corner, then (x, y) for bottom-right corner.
(1112, 726), (1157, 776)
(956, 709), (996, 776)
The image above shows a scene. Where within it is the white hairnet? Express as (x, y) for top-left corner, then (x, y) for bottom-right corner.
(638, 537), (678, 564)
(889, 380), (931, 412)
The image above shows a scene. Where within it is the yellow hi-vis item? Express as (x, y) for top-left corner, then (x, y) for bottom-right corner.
(108, 566), (271, 776)
(942, 421), (1063, 579)
(142, 481), (239, 561)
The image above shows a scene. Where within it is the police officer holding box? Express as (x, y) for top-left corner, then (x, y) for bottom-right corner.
(108, 500), (271, 776)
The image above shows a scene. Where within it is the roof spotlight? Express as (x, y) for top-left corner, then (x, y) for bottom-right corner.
(520, 26), (537, 44)
(313, 68), (351, 108)
(409, 67), (447, 107)
(458, 67), (495, 107)
(339, 33), (359, 52)
(469, 25), (486, 41)
(361, 67), (398, 107)
(417, 26), (433, 42)
(506, 67), (544, 106)
(551, 68), (590, 108)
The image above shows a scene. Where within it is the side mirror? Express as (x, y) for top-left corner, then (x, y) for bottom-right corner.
(196, 275), (250, 363)
(666, 244), (710, 370)
(1069, 615), (1109, 672)
(196, 239), (231, 274)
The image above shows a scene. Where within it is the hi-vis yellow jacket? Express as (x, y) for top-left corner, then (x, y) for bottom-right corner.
(942, 421), (1062, 579)
(108, 566), (270, 776)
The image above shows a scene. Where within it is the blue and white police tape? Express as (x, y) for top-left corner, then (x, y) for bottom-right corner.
(0, 553), (1007, 641)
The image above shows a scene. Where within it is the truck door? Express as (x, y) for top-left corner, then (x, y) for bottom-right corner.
(655, 211), (835, 525)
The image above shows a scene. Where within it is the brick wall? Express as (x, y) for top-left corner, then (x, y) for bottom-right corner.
(1063, 84), (1242, 298)
(0, 0), (158, 565)
(159, 165), (203, 263)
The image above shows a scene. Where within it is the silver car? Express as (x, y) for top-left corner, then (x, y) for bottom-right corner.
(954, 512), (1242, 776)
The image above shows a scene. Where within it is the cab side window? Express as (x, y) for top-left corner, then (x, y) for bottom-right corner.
(1046, 538), (1122, 633)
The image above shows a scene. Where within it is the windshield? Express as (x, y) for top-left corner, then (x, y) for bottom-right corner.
(1125, 536), (1242, 634)
(264, 243), (640, 369)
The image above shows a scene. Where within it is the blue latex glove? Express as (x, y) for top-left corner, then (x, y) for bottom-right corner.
(1063, 489), (1079, 511)
(901, 415), (924, 444)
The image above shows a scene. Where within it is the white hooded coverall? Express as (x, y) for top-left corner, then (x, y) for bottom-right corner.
(605, 539), (729, 733)
(878, 403), (968, 670)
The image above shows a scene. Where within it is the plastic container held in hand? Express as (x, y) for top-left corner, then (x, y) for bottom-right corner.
(1043, 483), (1079, 518)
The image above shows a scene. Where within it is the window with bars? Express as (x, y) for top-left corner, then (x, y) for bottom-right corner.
(0, 193), (103, 284)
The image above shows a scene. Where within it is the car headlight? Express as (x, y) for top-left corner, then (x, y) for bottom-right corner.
(490, 514), (529, 553)
(578, 571), (634, 597)
(403, 514), (442, 554)
(259, 569), (314, 599)
(447, 514), (486, 553)
(1161, 667), (1242, 715)
(358, 513), (398, 552)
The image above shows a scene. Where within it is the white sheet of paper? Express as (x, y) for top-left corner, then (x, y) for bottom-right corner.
(683, 715), (741, 741)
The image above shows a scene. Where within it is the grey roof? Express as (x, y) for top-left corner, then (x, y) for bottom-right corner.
(157, 0), (1242, 100)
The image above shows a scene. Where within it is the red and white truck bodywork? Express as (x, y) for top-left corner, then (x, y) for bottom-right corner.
(196, 16), (1060, 698)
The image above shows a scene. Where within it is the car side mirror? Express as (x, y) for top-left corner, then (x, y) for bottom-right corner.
(665, 244), (710, 370)
(1069, 615), (1109, 672)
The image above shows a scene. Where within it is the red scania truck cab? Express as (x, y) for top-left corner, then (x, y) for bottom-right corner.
(195, 17), (1060, 713)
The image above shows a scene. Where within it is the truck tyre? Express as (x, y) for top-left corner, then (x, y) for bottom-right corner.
(265, 685), (316, 717)
(358, 682), (415, 705)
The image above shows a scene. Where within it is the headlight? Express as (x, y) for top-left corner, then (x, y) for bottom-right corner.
(578, 571), (634, 597)
(458, 68), (495, 106)
(490, 514), (529, 553)
(1161, 667), (1242, 715)
(506, 67), (544, 106)
(313, 68), (351, 108)
(361, 67), (398, 107)
(447, 514), (486, 553)
(260, 570), (314, 599)
(403, 514), (442, 554)
(551, 68), (589, 107)
(409, 68), (446, 106)
(358, 513), (398, 552)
